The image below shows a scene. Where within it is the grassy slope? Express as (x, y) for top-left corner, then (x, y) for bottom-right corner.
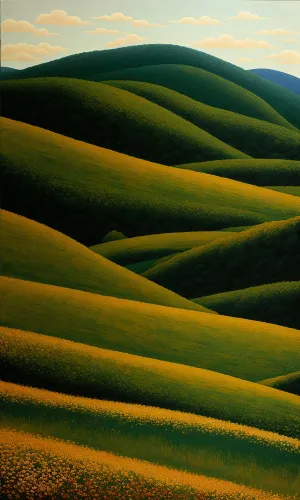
(1, 381), (299, 497)
(107, 80), (300, 159)
(2, 119), (300, 245)
(102, 230), (127, 243)
(193, 282), (300, 329)
(0, 78), (248, 165)
(174, 159), (300, 186)
(9, 44), (299, 129)
(144, 218), (300, 298)
(1, 326), (300, 438)
(259, 372), (300, 396)
(1, 211), (208, 313)
(4, 277), (300, 381)
(267, 186), (300, 197)
(90, 230), (237, 266)
(1, 429), (286, 500)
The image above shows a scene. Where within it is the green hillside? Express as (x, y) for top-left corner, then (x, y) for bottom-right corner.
(1, 326), (300, 438)
(106, 80), (300, 159)
(6, 44), (300, 129)
(194, 282), (300, 329)
(2, 381), (299, 497)
(102, 230), (127, 243)
(259, 371), (300, 396)
(91, 230), (237, 266)
(0, 78), (248, 165)
(4, 277), (300, 381)
(144, 218), (300, 298)
(267, 186), (300, 197)
(1, 211), (208, 313)
(2, 119), (300, 245)
(174, 159), (300, 186)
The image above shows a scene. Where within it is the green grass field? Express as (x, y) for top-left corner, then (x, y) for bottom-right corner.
(106, 80), (300, 159)
(266, 186), (300, 197)
(259, 371), (300, 396)
(1, 211), (208, 313)
(4, 277), (300, 381)
(144, 217), (300, 298)
(1, 326), (300, 438)
(1, 381), (299, 497)
(2, 118), (300, 245)
(193, 281), (300, 329)
(0, 78), (249, 165)
(174, 159), (300, 186)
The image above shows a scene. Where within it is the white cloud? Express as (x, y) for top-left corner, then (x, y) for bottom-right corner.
(86, 28), (119, 35)
(132, 19), (164, 27)
(93, 12), (133, 22)
(169, 16), (220, 25)
(105, 34), (146, 48)
(265, 50), (300, 65)
(2, 42), (66, 61)
(36, 10), (89, 26)
(230, 12), (266, 21)
(2, 19), (57, 35)
(193, 34), (273, 50)
(255, 28), (293, 36)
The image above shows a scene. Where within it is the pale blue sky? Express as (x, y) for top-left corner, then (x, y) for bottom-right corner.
(1, 0), (300, 76)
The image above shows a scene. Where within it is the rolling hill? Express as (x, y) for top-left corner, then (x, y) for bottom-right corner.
(1, 211), (209, 313)
(4, 277), (300, 381)
(1, 381), (299, 496)
(174, 159), (300, 186)
(143, 217), (300, 298)
(266, 186), (300, 197)
(193, 281), (300, 329)
(1, 326), (300, 437)
(4, 44), (300, 129)
(250, 69), (300, 95)
(0, 77), (249, 165)
(2, 119), (300, 245)
(259, 371), (300, 396)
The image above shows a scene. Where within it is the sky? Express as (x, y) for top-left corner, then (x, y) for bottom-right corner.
(1, 0), (300, 76)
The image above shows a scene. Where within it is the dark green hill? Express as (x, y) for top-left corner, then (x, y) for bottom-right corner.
(193, 281), (300, 329)
(143, 218), (300, 298)
(0, 78), (247, 165)
(4, 44), (299, 129)
(174, 159), (300, 185)
(259, 371), (300, 396)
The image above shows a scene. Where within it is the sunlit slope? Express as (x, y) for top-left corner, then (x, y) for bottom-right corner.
(107, 81), (300, 159)
(194, 282), (300, 329)
(0, 78), (248, 165)
(4, 277), (300, 380)
(267, 186), (300, 197)
(1, 212), (207, 313)
(91, 231), (237, 266)
(1, 381), (299, 497)
(144, 218), (300, 298)
(174, 159), (300, 186)
(6, 44), (299, 128)
(2, 119), (300, 245)
(1, 429), (287, 500)
(259, 372), (300, 396)
(1, 327), (300, 437)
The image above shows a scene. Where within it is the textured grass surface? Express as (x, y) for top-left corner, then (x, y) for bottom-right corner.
(0, 78), (248, 165)
(266, 186), (300, 197)
(1, 428), (290, 500)
(259, 372), (300, 396)
(107, 81), (300, 159)
(91, 230), (236, 266)
(2, 119), (300, 245)
(174, 159), (300, 186)
(1, 326), (300, 437)
(193, 282), (300, 329)
(1, 211), (208, 313)
(4, 277), (300, 381)
(1, 381), (299, 496)
(144, 218), (300, 298)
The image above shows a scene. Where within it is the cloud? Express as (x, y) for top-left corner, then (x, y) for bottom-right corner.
(285, 39), (298, 44)
(193, 34), (273, 49)
(2, 19), (57, 35)
(132, 19), (164, 27)
(255, 28), (293, 36)
(86, 28), (119, 35)
(36, 10), (89, 26)
(105, 34), (146, 48)
(2, 42), (66, 61)
(236, 57), (256, 63)
(169, 16), (220, 25)
(230, 12), (266, 21)
(265, 50), (300, 64)
(93, 12), (133, 22)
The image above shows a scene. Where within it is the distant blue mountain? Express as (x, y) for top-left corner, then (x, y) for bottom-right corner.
(250, 69), (300, 95)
